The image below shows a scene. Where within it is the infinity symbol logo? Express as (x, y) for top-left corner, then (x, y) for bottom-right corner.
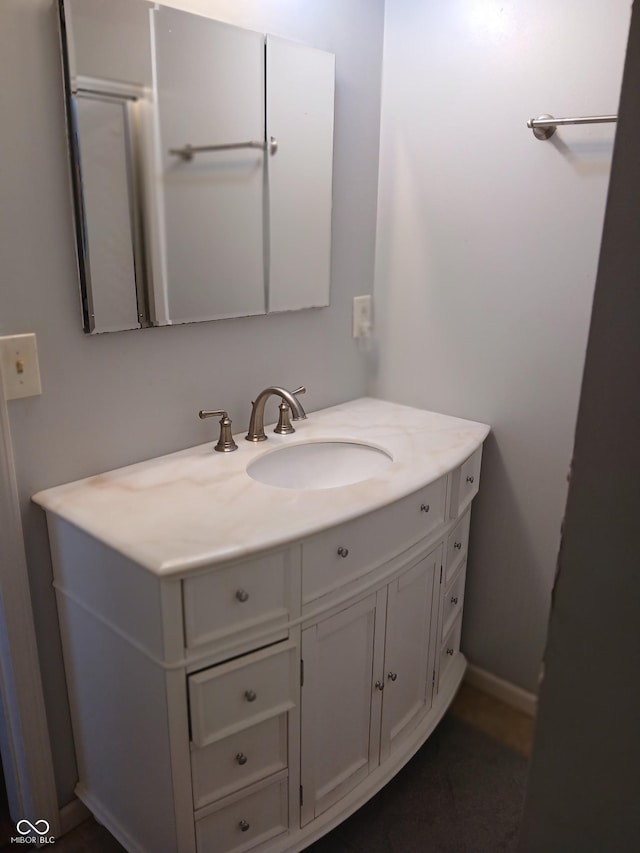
(16, 819), (50, 835)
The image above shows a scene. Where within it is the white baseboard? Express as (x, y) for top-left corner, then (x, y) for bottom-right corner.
(464, 663), (538, 717)
(58, 797), (91, 837)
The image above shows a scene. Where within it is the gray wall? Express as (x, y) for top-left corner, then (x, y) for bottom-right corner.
(0, 0), (384, 805)
(520, 4), (640, 849)
(373, 0), (630, 692)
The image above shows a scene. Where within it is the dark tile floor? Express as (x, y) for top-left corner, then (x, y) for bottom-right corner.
(1, 686), (533, 852)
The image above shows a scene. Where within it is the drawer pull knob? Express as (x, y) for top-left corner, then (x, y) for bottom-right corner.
(420, 503), (430, 513)
(236, 589), (250, 603)
(375, 680), (385, 691)
(387, 671), (398, 682)
(466, 475), (475, 484)
(337, 546), (349, 558)
(244, 689), (257, 702)
(239, 820), (250, 833)
(451, 596), (459, 605)
(236, 752), (248, 765)
(446, 648), (454, 656)
(454, 541), (462, 550)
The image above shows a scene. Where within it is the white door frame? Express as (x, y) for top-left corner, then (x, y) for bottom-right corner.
(0, 370), (60, 837)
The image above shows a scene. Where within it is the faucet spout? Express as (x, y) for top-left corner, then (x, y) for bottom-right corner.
(246, 386), (307, 442)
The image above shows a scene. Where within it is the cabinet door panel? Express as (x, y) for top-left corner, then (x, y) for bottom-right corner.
(153, 8), (265, 323)
(380, 550), (438, 762)
(74, 94), (142, 333)
(300, 591), (385, 825)
(267, 35), (335, 312)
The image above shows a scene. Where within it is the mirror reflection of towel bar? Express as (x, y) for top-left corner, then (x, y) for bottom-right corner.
(527, 114), (617, 140)
(169, 136), (278, 160)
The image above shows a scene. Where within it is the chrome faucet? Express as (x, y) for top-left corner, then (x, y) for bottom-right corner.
(246, 386), (307, 442)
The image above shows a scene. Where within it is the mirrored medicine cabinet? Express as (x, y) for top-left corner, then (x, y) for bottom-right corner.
(58, 0), (335, 333)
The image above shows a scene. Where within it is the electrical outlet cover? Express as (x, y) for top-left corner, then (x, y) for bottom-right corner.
(352, 295), (373, 338)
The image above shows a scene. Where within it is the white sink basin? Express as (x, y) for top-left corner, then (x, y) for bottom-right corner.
(247, 441), (393, 490)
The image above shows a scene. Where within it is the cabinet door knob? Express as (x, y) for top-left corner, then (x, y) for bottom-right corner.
(337, 546), (349, 558)
(236, 589), (250, 602)
(454, 541), (462, 550)
(420, 503), (430, 513)
(451, 596), (459, 605)
(374, 680), (385, 691)
(244, 689), (257, 702)
(236, 752), (248, 765)
(466, 475), (475, 484)
(446, 648), (454, 656)
(239, 820), (250, 832)
(387, 671), (398, 682)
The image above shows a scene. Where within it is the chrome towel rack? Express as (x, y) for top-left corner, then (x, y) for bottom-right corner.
(170, 136), (278, 161)
(527, 114), (617, 140)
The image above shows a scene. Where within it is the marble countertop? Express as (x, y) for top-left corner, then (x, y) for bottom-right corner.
(33, 397), (490, 577)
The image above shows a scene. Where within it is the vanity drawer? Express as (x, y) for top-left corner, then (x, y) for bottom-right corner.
(192, 714), (288, 809)
(439, 614), (462, 687)
(195, 773), (288, 853)
(442, 563), (466, 639)
(445, 509), (471, 584)
(302, 477), (446, 603)
(449, 446), (482, 519)
(182, 550), (292, 649)
(188, 642), (297, 748)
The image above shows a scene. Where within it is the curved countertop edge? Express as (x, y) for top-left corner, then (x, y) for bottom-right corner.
(32, 397), (490, 577)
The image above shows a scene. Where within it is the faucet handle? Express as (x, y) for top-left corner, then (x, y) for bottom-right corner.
(289, 386), (307, 421)
(198, 409), (238, 453)
(274, 401), (295, 435)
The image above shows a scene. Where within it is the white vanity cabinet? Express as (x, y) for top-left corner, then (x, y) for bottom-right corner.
(34, 398), (489, 853)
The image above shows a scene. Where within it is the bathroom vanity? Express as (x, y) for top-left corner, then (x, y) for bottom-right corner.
(33, 398), (489, 853)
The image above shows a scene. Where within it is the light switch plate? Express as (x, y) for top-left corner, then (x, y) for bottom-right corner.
(0, 334), (42, 400)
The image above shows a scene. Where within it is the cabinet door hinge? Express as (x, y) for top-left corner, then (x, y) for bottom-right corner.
(440, 565), (443, 583)
(432, 669), (436, 687)
(300, 785), (304, 806)
(300, 659), (304, 687)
